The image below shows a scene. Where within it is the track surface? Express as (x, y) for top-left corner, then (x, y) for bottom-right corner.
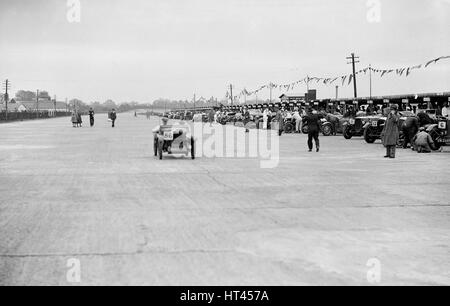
(0, 114), (449, 285)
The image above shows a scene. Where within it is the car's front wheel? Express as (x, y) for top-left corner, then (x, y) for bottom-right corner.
(364, 127), (376, 144)
(343, 127), (353, 139)
(322, 124), (332, 136)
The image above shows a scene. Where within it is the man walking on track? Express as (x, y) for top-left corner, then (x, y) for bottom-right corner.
(304, 110), (322, 152)
(109, 109), (117, 128)
(89, 108), (95, 127)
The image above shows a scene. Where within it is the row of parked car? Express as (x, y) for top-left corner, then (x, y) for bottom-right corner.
(161, 109), (450, 150)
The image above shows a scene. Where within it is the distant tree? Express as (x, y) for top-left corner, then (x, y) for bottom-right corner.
(15, 90), (37, 101)
(38, 91), (51, 100)
(103, 99), (117, 110)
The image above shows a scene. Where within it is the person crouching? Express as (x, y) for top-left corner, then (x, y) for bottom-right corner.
(412, 127), (436, 153)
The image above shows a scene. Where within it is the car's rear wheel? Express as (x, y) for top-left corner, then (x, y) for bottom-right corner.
(364, 127), (376, 144)
(284, 123), (294, 134)
(343, 127), (353, 139)
(302, 125), (309, 134)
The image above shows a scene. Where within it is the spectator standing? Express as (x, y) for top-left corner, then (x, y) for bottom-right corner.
(381, 105), (400, 159)
(293, 108), (302, 133)
(442, 103), (449, 119)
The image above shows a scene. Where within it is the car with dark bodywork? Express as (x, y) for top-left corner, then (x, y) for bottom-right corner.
(153, 123), (195, 160)
(362, 111), (417, 145)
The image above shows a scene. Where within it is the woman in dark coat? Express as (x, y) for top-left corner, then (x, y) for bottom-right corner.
(381, 105), (400, 158)
(274, 109), (285, 136)
(77, 112), (82, 128)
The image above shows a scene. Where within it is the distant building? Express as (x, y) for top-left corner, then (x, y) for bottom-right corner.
(0, 100), (69, 115)
(279, 94), (305, 103)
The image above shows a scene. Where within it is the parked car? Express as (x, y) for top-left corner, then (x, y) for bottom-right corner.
(426, 117), (450, 150)
(363, 111), (417, 144)
(302, 117), (334, 136)
(342, 115), (379, 139)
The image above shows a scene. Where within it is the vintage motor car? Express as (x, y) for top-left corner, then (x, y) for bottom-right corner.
(302, 117), (336, 136)
(362, 111), (416, 144)
(426, 117), (450, 150)
(342, 115), (379, 139)
(153, 123), (195, 160)
(318, 114), (344, 136)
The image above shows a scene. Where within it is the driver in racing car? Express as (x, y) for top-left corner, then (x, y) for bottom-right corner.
(152, 117), (170, 133)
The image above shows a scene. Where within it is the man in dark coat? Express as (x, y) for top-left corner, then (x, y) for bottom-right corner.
(402, 116), (419, 148)
(381, 105), (400, 158)
(109, 109), (117, 128)
(89, 108), (95, 127)
(304, 110), (322, 152)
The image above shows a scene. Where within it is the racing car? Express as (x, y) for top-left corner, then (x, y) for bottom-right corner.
(153, 123), (195, 160)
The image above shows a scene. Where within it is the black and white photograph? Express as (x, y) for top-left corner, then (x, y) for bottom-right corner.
(0, 0), (449, 290)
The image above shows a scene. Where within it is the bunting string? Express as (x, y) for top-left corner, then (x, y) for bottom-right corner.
(233, 55), (450, 100)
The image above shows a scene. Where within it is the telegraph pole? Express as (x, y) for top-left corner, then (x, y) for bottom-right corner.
(306, 76), (310, 103)
(36, 89), (39, 119)
(369, 64), (373, 99)
(3, 79), (11, 120)
(54, 95), (57, 117)
(229, 84), (233, 105)
(269, 83), (273, 104)
(193, 93), (196, 110)
(347, 53), (360, 98)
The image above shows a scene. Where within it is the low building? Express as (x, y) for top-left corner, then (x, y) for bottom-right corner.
(0, 100), (69, 115)
(279, 94), (305, 103)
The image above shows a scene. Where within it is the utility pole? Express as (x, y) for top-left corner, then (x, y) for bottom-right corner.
(36, 89), (39, 119)
(229, 84), (233, 105)
(193, 93), (196, 110)
(306, 76), (310, 103)
(346, 53), (360, 98)
(3, 79), (11, 121)
(54, 95), (57, 117)
(369, 64), (372, 99)
(269, 83), (273, 104)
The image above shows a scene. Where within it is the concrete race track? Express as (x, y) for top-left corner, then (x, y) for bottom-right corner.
(0, 114), (449, 285)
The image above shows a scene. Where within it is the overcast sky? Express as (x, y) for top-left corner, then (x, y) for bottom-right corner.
(0, 0), (449, 103)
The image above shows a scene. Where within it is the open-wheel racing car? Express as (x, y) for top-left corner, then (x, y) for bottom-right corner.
(153, 123), (196, 160)
(425, 117), (450, 150)
(362, 111), (416, 145)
